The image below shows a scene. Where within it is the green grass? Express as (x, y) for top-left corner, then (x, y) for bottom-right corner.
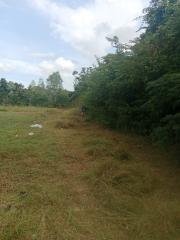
(0, 106), (179, 240)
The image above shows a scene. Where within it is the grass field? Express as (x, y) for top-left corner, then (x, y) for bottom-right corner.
(0, 106), (179, 240)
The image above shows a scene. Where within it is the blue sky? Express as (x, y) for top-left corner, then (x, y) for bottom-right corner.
(0, 0), (149, 90)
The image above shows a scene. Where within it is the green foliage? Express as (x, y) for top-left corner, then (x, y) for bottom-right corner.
(0, 79), (29, 106)
(46, 72), (63, 90)
(0, 72), (71, 108)
(74, 0), (180, 145)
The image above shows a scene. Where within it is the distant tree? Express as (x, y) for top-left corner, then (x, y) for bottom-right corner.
(38, 78), (45, 89)
(72, 70), (78, 76)
(56, 90), (71, 107)
(8, 82), (28, 105)
(29, 80), (36, 88)
(45, 72), (63, 106)
(46, 72), (63, 90)
(0, 75), (71, 108)
(0, 78), (10, 104)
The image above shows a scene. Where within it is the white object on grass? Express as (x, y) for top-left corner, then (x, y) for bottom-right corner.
(28, 132), (34, 136)
(30, 124), (43, 129)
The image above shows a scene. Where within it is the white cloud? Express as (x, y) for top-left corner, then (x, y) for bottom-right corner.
(0, 57), (75, 90)
(0, 59), (36, 74)
(29, 52), (56, 59)
(55, 57), (75, 72)
(0, 62), (14, 72)
(0, 0), (150, 90)
(30, 0), (147, 60)
(38, 60), (56, 75)
(37, 57), (75, 76)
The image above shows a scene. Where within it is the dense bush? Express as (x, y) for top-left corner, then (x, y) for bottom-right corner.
(74, 0), (180, 145)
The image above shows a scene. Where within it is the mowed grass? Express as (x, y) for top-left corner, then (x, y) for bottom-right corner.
(0, 106), (179, 240)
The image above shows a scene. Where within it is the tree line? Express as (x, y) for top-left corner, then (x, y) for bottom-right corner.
(0, 72), (72, 107)
(73, 0), (180, 145)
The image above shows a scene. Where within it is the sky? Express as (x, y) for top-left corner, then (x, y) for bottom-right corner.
(0, 0), (150, 90)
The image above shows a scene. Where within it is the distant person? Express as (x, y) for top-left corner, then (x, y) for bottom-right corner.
(80, 105), (88, 118)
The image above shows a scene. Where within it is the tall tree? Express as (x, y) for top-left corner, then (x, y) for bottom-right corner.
(38, 78), (45, 89)
(46, 72), (63, 90)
